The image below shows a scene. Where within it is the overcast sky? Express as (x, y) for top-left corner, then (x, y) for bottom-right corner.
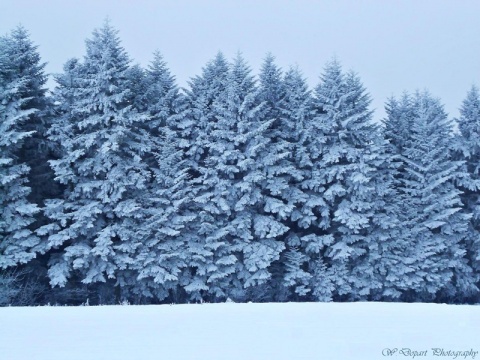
(1, 0), (479, 121)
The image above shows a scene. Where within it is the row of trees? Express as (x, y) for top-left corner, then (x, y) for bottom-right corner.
(1, 23), (479, 305)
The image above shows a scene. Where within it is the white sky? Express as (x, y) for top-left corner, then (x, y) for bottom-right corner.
(1, 0), (479, 121)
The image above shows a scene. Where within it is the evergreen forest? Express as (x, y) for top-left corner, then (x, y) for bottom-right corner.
(1, 23), (480, 305)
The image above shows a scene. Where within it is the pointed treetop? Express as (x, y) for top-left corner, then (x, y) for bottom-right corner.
(383, 93), (415, 149)
(260, 52), (282, 80)
(187, 51), (229, 98)
(212, 52), (229, 76)
(1, 24), (44, 68)
(284, 65), (310, 97)
(263, 52), (275, 63)
(259, 53), (284, 106)
(149, 51), (167, 73)
(455, 86), (480, 150)
(260, 53), (282, 84)
(315, 57), (345, 109)
(147, 51), (176, 87)
(84, 21), (130, 69)
(193, 51), (229, 85)
(229, 52), (255, 95)
(412, 90), (448, 122)
(459, 85), (480, 123)
(10, 24), (30, 41)
(0, 25), (47, 99)
(231, 52), (251, 75)
(344, 70), (372, 111)
(321, 57), (343, 81)
(285, 64), (304, 78)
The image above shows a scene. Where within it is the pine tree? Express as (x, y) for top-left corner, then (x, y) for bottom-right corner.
(0, 32), (40, 269)
(144, 52), (183, 130)
(184, 52), (230, 176)
(365, 95), (420, 301)
(258, 54), (285, 124)
(129, 53), (195, 303)
(384, 91), (476, 301)
(259, 65), (316, 300)
(453, 86), (480, 291)
(125, 64), (148, 114)
(226, 54), (286, 300)
(254, 56), (295, 301)
(38, 22), (157, 301)
(2, 27), (57, 208)
(132, 131), (194, 302)
(183, 54), (286, 301)
(307, 60), (386, 300)
(181, 53), (230, 301)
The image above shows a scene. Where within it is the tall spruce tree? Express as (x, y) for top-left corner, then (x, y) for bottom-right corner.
(226, 55), (286, 300)
(384, 91), (476, 301)
(38, 23), (158, 301)
(2, 27), (56, 209)
(276, 68), (321, 300)
(0, 31), (40, 269)
(181, 53), (230, 301)
(453, 86), (480, 291)
(129, 53), (195, 303)
(370, 95), (414, 301)
(125, 64), (148, 114)
(184, 54), (286, 301)
(307, 60), (386, 300)
(255, 55), (295, 301)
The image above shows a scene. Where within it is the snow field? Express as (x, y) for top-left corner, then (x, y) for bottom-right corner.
(1, 302), (479, 360)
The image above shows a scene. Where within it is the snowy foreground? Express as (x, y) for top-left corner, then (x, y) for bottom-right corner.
(1, 302), (479, 360)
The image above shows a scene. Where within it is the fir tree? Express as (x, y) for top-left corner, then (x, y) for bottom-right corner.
(0, 32), (40, 268)
(308, 60), (386, 300)
(261, 65), (316, 300)
(226, 54), (286, 300)
(453, 86), (480, 291)
(365, 95), (412, 301)
(181, 53), (229, 301)
(384, 92), (476, 301)
(254, 55), (294, 301)
(130, 53), (195, 303)
(125, 64), (148, 114)
(184, 54), (286, 301)
(38, 23), (157, 301)
(1, 27), (56, 208)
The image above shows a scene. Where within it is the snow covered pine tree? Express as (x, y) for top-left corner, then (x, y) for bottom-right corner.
(38, 22), (162, 302)
(453, 86), (480, 296)
(384, 91), (477, 301)
(0, 28), (41, 270)
(127, 52), (196, 303)
(304, 60), (388, 301)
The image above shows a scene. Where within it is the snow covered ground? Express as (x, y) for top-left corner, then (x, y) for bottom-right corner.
(0, 302), (479, 360)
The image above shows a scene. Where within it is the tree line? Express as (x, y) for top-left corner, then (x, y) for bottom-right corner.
(1, 22), (479, 305)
